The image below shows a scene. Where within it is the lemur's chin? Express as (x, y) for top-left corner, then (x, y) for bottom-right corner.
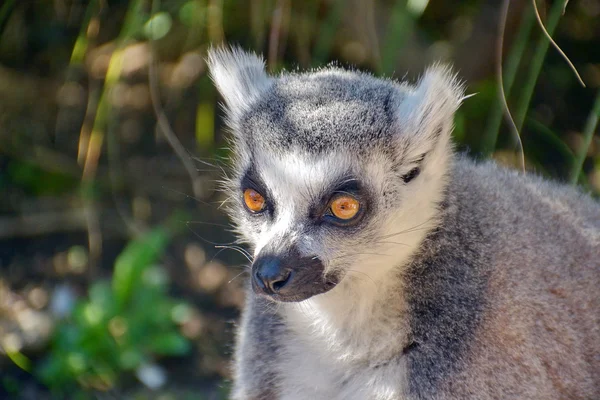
(250, 253), (341, 302)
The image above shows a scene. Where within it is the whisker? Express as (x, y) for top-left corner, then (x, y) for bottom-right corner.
(210, 246), (253, 263)
(217, 195), (235, 210)
(191, 157), (219, 168)
(186, 224), (242, 247)
(190, 155), (229, 177)
(377, 219), (435, 240)
(228, 264), (252, 270)
(228, 270), (249, 285)
(215, 245), (253, 262)
(372, 240), (410, 247)
(218, 246), (252, 261)
(328, 252), (392, 262)
(185, 220), (232, 229)
(162, 186), (215, 207)
(347, 270), (378, 289)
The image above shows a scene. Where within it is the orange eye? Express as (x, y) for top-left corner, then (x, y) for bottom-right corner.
(330, 195), (360, 220)
(243, 189), (266, 213)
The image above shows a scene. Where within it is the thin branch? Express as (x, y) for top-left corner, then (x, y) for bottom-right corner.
(149, 0), (203, 199)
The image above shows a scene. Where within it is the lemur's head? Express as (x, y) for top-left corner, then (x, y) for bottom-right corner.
(208, 47), (463, 303)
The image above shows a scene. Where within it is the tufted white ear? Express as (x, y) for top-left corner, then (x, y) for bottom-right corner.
(206, 46), (272, 120)
(395, 65), (464, 159)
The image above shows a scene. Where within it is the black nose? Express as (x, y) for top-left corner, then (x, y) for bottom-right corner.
(253, 256), (293, 295)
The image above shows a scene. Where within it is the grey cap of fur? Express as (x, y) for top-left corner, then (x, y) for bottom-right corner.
(207, 46), (464, 158)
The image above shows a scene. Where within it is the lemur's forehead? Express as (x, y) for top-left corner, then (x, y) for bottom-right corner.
(239, 70), (401, 154)
(254, 151), (352, 197)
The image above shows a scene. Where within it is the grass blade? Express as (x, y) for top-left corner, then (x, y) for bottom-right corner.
(312, 0), (345, 66)
(570, 91), (600, 184)
(0, 0), (16, 37)
(514, 0), (565, 132)
(379, 0), (412, 75)
(481, 4), (534, 155)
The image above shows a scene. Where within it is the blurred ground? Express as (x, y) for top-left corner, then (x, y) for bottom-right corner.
(0, 0), (599, 398)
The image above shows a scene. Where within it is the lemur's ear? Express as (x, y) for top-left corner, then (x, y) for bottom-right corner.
(395, 65), (464, 159)
(206, 46), (272, 119)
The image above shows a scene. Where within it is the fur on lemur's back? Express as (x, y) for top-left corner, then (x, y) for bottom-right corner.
(405, 160), (599, 398)
(207, 47), (600, 399)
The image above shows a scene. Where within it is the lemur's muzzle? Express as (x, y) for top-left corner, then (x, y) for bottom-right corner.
(251, 248), (339, 302)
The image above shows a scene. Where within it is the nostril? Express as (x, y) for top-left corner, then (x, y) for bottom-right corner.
(271, 270), (292, 292)
(253, 269), (266, 289)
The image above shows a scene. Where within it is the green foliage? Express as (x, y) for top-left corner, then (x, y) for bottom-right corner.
(6, 159), (77, 196)
(38, 228), (191, 395)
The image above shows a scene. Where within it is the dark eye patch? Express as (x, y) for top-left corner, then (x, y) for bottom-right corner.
(240, 166), (274, 217)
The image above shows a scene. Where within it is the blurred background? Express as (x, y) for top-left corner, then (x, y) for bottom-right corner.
(0, 0), (598, 398)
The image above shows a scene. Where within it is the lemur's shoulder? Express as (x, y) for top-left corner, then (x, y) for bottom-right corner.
(449, 156), (600, 234)
(402, 156), (600, 398)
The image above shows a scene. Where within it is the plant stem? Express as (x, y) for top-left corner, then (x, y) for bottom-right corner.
(379, 0), (412, 75)
(69, 1), (98, 65)
(481, 5), (534, 155)
(0, 0), (16, 37)
(514, 0), (564, 132)
(570, 91), (600, 184)
(312, 0), (344, 66)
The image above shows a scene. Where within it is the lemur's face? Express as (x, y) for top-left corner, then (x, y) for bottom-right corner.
(232, 149), (393, 302)
(208, 48), (462, 302)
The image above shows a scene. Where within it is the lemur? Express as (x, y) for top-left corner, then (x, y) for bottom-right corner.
(207, 47), (600, 400)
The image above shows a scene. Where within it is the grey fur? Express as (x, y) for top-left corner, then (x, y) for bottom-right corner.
(207, 47), (600, 399)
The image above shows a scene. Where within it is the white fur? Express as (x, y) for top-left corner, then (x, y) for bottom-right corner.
(396, 65), (463, 159)
(206, 46), (272, 120)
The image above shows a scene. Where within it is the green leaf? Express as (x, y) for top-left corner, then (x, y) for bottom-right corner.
(526, 118), (574, 162)
(179, 0), (206, 27)
(143, 12), (173, 41)
(54, 325), (82, 350)
(148, 332), (190, 356)
(119, 348), (144, 370)
(89, 281), (115, 311)
(38, 355), (67, 385)
(112, 228), (171, 309)
(6, 350), (32, 372)
(6, 160), (76, 196)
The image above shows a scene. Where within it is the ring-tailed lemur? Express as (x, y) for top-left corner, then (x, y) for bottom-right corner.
(207, 47), (600, 400)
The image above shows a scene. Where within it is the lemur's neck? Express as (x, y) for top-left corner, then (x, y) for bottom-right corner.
(284, 273), (412, 362)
